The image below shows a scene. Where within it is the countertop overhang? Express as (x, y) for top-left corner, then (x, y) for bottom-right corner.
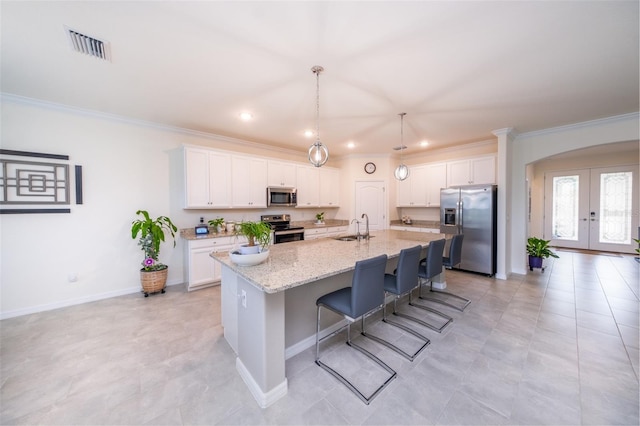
(210, 229), (445, 293)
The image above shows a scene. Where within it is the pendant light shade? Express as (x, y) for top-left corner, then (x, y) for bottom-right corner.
(308, 65), (329, 167)
(394, 112), (409, 181)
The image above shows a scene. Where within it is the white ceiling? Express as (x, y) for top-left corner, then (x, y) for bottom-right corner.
(2, 1), (638, 158)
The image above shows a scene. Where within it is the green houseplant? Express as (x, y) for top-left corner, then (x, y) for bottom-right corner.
(526, 236), (559, 272)
(236, 221), (272, 254)
(315, 212), (325, 224)
(131, 210), (178, 296)
(208, 217), (225, 233)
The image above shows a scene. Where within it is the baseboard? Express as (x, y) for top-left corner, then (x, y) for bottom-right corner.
(285, 318), (349, 360)
(0, 279), (183, 320)
(236, 357), (288, 408)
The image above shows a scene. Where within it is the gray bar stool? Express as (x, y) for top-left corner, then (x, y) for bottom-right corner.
(361, 245), (430, 361)
(421, 234), (470, 311)
(410, 238), (453, 333)
(315, 254), (396, 405)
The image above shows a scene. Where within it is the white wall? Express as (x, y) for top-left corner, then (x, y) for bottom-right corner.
(509, 113), (640, 275)
(0, 97), (323, 318)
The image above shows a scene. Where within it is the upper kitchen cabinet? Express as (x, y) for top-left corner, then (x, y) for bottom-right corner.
(184, 147), (231, 208)
(231, 155), (268, 208)
(319, 167), (340, 207)
(267, 160), (297, 188)
(397, 165), (428, 207)
(296, 165), (320, 207)
(447, 156), (496, 186)
(424, 162), (447, 207)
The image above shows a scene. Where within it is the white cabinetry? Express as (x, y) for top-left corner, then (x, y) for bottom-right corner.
(185, 236), (232, 291)
(424, 162), (447, 207)
(325, 225), (348, 237)
(319, 167), (340, 207)
(184, 147), (231, 208)
(296, 165), (320, 207)
(397, 165), (428, 207)
(231, 155), (267, 208)
(390, 225), (440, 234)
(304, 227), (327, 240)
(267, 160), (297, 187)
(447, 156), (496, 186)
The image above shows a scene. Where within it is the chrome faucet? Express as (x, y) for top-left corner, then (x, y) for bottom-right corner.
(361, 213), (370, 240)
(351, 218), (361, 239)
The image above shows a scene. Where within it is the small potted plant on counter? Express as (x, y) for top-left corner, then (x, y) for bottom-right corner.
(131, 210), (177, 296)
(208, 217), (225, 233)
(526, 236), (559, 273)
(315, 212), (325, 225)
(229, 220), (272, 266)
(236, 221), (272, 254)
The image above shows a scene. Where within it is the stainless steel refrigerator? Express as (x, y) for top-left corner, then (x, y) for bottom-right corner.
(440, 184), (497, 276)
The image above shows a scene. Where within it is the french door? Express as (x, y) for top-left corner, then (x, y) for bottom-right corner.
(544, 165), (639, 253)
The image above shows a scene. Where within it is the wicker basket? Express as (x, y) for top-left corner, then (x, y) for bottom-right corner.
(140, 268), (168, 295)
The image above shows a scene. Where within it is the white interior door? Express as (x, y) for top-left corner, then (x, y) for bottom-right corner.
(544, 165), (638, 253)
(355, 181), (386, 231)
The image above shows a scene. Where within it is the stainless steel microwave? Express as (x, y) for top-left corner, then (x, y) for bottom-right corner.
(267, 187), (297, 207)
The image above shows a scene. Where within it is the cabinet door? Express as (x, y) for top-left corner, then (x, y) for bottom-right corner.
(296, 165), (320, 207)
(185, 148), (211, 208)
(447, 159), (471, 187)
(425, 162), (446, 206)
(267, 161), (297, 187)
(470, 156), (496, 184)
(409, 165), (428, 206)
(208, 151), (232, 208)
(319, 167), (340, 207)
(189, 245), (219, 289)
(232, 156), (268, 207)
(184, 148), (231, 208)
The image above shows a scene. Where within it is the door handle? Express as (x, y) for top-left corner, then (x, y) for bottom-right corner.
(581, 218), (588, 221)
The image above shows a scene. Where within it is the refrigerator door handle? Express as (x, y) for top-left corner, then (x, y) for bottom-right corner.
(458, 201), (463, 228)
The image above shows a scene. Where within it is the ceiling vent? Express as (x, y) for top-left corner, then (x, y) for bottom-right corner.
(65, 27), (110, 61)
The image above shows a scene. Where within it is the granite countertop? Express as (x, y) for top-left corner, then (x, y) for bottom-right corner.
(389, 220), (440, 229)
(180, 220), (350, 240)
(210, 229), (445, 294)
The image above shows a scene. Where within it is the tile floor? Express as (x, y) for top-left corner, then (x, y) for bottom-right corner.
(1, 251), (638, 425)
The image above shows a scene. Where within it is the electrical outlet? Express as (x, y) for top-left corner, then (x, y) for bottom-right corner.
(241, 290), (247, 308)
(68, 273), (78, 282)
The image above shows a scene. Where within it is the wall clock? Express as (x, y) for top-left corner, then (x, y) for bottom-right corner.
(364, 162), (376, 174)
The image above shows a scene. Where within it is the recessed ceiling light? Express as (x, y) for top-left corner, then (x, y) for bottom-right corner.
(347, 141), (355, 149)
(420, 140), (429, 147)
(304, 130), (314, 138)
(239, 112), (253, 121)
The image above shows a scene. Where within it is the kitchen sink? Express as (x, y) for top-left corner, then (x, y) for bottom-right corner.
(333, 235), (375, 241)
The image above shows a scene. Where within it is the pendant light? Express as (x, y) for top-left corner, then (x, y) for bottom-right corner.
(394, 112), (409, 181)
(308, 65), (329, 167)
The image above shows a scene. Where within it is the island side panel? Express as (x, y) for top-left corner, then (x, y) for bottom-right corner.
(237, 276), (286, 393)
(283, 256), (402, 353)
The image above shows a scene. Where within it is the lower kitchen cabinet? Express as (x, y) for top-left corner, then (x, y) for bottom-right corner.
(184, 236), (245, 291)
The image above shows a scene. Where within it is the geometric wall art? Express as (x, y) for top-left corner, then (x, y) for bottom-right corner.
(0, 149), (83, 214)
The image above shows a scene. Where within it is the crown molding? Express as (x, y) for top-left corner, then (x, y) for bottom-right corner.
(517, 112), (640, 139)
(0, 92), (306, 157)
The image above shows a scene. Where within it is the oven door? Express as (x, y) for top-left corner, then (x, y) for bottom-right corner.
(274, 229), (304, 244)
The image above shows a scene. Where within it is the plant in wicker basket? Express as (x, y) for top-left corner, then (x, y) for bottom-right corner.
(131, 210), (177, 296)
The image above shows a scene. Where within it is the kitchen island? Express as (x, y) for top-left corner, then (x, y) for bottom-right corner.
(210, 229), (447, 407)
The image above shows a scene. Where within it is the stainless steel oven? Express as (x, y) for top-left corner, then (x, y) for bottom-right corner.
(261, 214), (304, 244)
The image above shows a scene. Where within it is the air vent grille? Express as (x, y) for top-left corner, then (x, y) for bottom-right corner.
(66, 27), (110, 61)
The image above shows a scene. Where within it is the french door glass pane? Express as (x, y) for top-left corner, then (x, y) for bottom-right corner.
(552, 175), (579, 240)
(599, 172), (632, 244)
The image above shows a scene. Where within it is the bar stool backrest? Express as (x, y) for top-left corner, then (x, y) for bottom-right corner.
(396, 245), (422, 294)
(351, 254), (388, 317)
(444, 234), (464, 268)
(421, 239), (446, 281)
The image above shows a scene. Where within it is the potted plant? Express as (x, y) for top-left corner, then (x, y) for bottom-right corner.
(526, 236), (559, 272)
(208, 217), (225, 233)
(236, 221), (272, 254)
(315, 212), (325, 224)
(131, 210), (178, 296)
(633, 238), (640, 261)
